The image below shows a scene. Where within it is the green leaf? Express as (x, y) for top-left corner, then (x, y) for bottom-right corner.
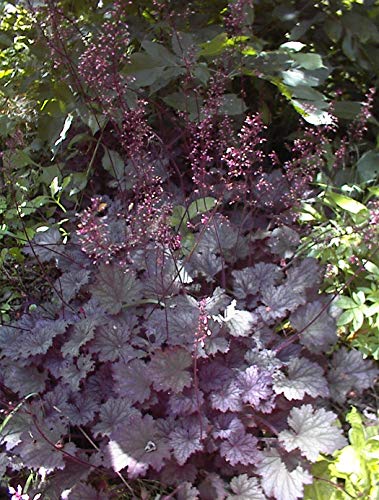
(170, 205), (187, 229)
(187, 197), (217, 220)
(199, 33), (228, 57)
(336, 310), (355, 326)
(102, 149), (125, 180)
(0, 195), (7, 214)
(326, 192), (368, 214)
(357, 150), (379, 183)
(336, 296), (357, 309)
(141, 40), (178, 66)
(292, 53), (325, 70)
(219, 93), (247, 116)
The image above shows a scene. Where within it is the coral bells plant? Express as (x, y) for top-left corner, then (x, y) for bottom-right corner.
(0, 1), (378, 499)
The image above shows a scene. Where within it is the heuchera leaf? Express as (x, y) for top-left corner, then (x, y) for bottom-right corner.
(89, 263), (142, 314)
(232, 263), (282, 299)
(227, 474), (266, 500)
(285, 258), (321, 294)
(273, 358), (329, 400)
(235, 366), (273, 408)
(220, 429), (260, 466)
(150, 347), (192, 393)
(66, 482), (110, 500)
(54, 269), (91, 303)
(18, 318), (67, 359)
(327, 347), (379, 403)
(176, 482), (200, 500)
(61, 316), (99, 357)
(212, 413), (245, 440)
(169, 389), (205, 417)
(24, 227), (62, 262)
(257, 449), (313, 500)
(169, 418), (204, 465)
(2, 364), (46, 396)
(268, 226), (300, 258)
(93, 397), (140, 437)
(90, 315), (135, 361)
(218, 300), (255, 337)
(108, 414), (171, 476)
(279, 404), (347, 461)
(210, 382), (243, 413)
(260, 285), (305, 321)
(290, 301), (337, 353)
(113, 359), (152, 403)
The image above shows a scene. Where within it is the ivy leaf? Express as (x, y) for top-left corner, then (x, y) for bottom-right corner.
(220, 429), (260, 466)
(108, 414), (171, 476)
(257, 449), (313, 500)
(113, 359), (152, 403)
(279, 405), (347, 461)
(327, 347), (379, 403)
(290, 301), (337, 353)
(150, 347), (192, 393)
(89, 264), (142, 314)
(227, 474), (266, 500)
(273, 358), (329, 400)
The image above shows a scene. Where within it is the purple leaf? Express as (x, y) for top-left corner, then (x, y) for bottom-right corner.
(24, 227), (62, 262)
(89, 314), (137, 362)
(235, 366), (273, 408)
(291, 301), (337, 353)
(210, 382), (242, 413)
(66, 482), (110, 500)
(61, 316), (100, 357)
(279, 404), (347, 461)
(327, 347), (379, 403)
(212, 413), (245, 440)
(218, 300), (255, 337)
(260, 285), (305, 321)
(169, 418), (204, 465)
(2, 363), (46, 396)
(200, 362), (234, 393)
(257, 449), (313, 500)
(285, 258), (322, 294)
(89, 263), (142, 314)
(93, 397), (140, 437)
(268, 226), (300, 259)
(108, 414), (171, 476)
(169, 388), (204, 416)
(113, 359), (152, 403)
(227, 474), (266, 500)
(150, 347), (192, 393)
(232, 263), (282, 299)
(273, 358), (329, 400)
(176, 482), (200, 500)
(54, 269), (91, 303)
(220, 429), (260, 466)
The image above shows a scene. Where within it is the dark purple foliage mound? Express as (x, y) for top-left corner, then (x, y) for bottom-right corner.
(0, 195), (377, 498)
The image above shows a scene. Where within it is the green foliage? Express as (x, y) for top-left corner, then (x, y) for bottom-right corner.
(299, 181), (379, 359)
(304, 407), (379, 500)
